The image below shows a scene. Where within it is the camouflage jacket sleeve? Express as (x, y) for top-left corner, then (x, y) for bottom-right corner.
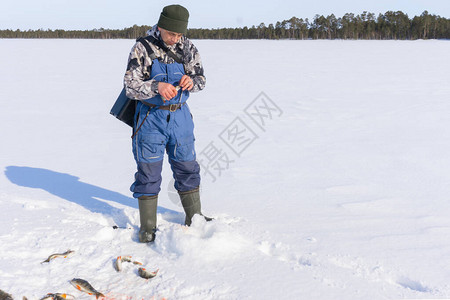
(123, 36), (206, 100)
(182, 38), (206, 93)
(123, 42), (158, 100)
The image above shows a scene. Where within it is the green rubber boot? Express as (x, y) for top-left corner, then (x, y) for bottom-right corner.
(138, 195), (158, 243)
(178, 187), (212, 226)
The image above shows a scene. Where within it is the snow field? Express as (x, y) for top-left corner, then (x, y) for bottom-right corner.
(1, 39), (450, 299)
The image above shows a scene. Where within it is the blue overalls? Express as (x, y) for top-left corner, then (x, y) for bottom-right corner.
(131, 58), (200, 198)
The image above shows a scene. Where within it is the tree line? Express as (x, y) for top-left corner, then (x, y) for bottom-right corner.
(1, 11), (448, 40)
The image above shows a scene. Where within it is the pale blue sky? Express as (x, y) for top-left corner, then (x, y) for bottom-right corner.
(1, 0), (449, 30)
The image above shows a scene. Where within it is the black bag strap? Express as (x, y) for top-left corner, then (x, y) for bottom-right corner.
(136, 37), (157, 61)
(140, 35), (184, 64)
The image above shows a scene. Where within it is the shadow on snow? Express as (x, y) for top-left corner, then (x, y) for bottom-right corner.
(4, 166), (181, 227)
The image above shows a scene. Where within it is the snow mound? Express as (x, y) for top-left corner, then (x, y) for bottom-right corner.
(155, 214), (252, 262)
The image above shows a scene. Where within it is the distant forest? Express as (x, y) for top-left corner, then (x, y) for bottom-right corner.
(1, 11), (448, 40)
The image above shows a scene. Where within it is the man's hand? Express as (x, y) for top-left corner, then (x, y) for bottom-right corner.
(179, 75), (194, 91)
(158, 82), (178, 101)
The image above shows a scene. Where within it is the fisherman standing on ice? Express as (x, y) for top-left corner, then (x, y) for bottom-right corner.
(124, 4), (210, 243)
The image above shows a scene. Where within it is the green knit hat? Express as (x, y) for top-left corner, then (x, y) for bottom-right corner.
(157, 4), (189, 34)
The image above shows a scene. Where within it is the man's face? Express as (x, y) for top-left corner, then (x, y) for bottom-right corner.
(158, 27), (183, 46)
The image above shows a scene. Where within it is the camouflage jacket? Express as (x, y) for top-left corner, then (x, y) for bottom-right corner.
(123, 25), (206, 101)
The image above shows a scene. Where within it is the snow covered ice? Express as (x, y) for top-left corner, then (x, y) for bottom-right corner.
(1, 38), (450, 299)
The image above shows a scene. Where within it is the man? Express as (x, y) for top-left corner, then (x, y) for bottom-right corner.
(124, 4), (209, 243)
